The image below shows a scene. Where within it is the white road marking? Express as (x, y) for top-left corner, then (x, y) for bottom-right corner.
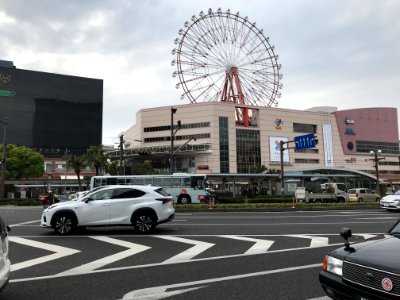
(220, 235), (275, 254)
(57, 236), (151, 276)
(156, 236), (215, 264)
(9, 237), (80, 271)
(163, 221), (391, 226)
(358, 234), (377, 240)
(8, 233), (376, 283)
(119, 263), (322, 300)
(9, 220), (40, 227)
(287, 235), (329, 247)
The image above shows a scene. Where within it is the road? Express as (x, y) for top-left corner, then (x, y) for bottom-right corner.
(0, 206), (398, 300)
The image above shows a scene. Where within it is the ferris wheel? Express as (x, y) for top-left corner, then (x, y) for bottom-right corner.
(172, 8), (283, 126)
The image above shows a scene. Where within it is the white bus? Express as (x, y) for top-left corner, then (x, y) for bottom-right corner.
(89, 173), (208, 204)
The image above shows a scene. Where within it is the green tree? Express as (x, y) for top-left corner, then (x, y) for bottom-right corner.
(105, 160), (119, 175)
(250, 164), (268, 174)
(86, 145), (107, 176)
(131, 161), (160, 175)
(66, 154), (87, 190)
(0, 144), (44, 179)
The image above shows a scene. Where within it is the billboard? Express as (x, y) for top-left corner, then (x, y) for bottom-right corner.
(269, 136), (289, 163)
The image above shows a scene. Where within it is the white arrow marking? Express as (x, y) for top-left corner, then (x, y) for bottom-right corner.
(220, 235), (275, 254)
(57, 236), (150, 276)
(156, 236), (214, 264)
(120, 263), (321, 300)
(121, 285), (206, 300)
(9, 237), (80, 271)
(286, 235), (329, 247)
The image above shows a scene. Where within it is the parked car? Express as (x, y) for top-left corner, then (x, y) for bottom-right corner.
(40, 185), (175, 235)
(348, 188), (380, 202)
(380, 190), (400, 211)
(319, 220), (400, 299)
(0, 215), (11, 292)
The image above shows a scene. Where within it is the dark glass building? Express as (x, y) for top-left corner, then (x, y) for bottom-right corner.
(0, 60), (103, 156)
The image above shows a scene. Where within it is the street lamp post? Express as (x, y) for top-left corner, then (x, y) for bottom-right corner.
(0, 118), (8, 199)
(369, 149), (385, 193)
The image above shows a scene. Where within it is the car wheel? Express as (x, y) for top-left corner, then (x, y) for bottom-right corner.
(178, 195), (191, 204)
(358, 198), (364, 202)
(53, 213), (76, 235)
(133, 213), (156, 233)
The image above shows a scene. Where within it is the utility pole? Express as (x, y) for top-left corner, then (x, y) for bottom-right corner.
(170, 107), (179, 174)
(119, 134), (125, 175)
(279, 139), (294, 197)
(0, 118), (8, 199)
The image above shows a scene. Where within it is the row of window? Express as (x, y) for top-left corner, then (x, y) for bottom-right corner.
(144, 133), (210, 143)
(144, 122), (210, 132)
(294, 159), (320, 164)
(356, 140), (400, 154)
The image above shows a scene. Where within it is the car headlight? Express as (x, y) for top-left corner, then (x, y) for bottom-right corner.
(46, 204), (58, 210)
(323, 255), (343, 276)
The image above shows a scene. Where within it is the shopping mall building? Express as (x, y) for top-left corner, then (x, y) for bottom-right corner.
(122, 102), (400, 189)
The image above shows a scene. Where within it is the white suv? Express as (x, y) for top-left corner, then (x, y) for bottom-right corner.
(0, 215), (10, 292)
(41, 185), (175, 234)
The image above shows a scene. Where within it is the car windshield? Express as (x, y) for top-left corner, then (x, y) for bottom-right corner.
(394, 190), (400, 195)
(389, 221), (400, 237)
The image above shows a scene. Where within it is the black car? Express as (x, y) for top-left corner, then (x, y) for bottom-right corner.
(319, 221), (400, 299)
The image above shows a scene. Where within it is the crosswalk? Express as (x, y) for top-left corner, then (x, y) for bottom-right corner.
(9, 233), (378, 282)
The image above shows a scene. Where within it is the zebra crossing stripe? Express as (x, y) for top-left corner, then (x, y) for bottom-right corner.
(56, 236), (151, 276)
(219, 235), (275, 254)
(157, 236), (215, 264)
(9, 236), (80, 272)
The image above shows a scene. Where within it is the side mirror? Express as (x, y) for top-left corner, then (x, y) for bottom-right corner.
(340, 227), (355, 252)
(6, 225), (10, 232)
(85, 197), (93, 203)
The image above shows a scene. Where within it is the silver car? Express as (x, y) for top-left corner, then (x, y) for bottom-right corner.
(0, 215), (10, 292)
(380, 190), (400, 211)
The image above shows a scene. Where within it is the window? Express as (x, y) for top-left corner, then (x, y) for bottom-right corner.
(356, 140), (399, 154)
(91, 189), (114, 200)
(144, 122), (210, 132)
(219, 117), (229, 173)
(294, 158), (320, 164)
(236, 129), (260, 173)
(112, 188), (145, 199)
(293, 123), (317, 134)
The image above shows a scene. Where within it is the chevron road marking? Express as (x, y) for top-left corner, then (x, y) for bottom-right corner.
(157, 236), (215, 264)
(286, 235), (330, 247)
(9, 236), (80, 271)
(219, 235), (275, 255)
(56, 236), (151, 276)
(358, 234), (377, 240)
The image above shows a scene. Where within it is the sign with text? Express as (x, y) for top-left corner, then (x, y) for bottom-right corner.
(0, 90), (15, 97)
(294, 133), (316, 150)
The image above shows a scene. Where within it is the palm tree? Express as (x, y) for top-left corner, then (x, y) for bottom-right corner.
(66, 154), (87, 190)
(86, 145), (107, 176)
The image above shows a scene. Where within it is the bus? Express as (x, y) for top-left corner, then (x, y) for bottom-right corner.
(89, 173), (209, 204)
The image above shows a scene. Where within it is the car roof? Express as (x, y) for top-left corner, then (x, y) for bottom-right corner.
(92, 185), (162, 191)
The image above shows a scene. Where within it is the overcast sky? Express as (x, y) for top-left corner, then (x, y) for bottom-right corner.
(1, 0), (399, 146)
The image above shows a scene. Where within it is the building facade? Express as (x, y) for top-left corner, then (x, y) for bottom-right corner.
(0, 60), (103, 156)
(123, 102), (400, 183)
